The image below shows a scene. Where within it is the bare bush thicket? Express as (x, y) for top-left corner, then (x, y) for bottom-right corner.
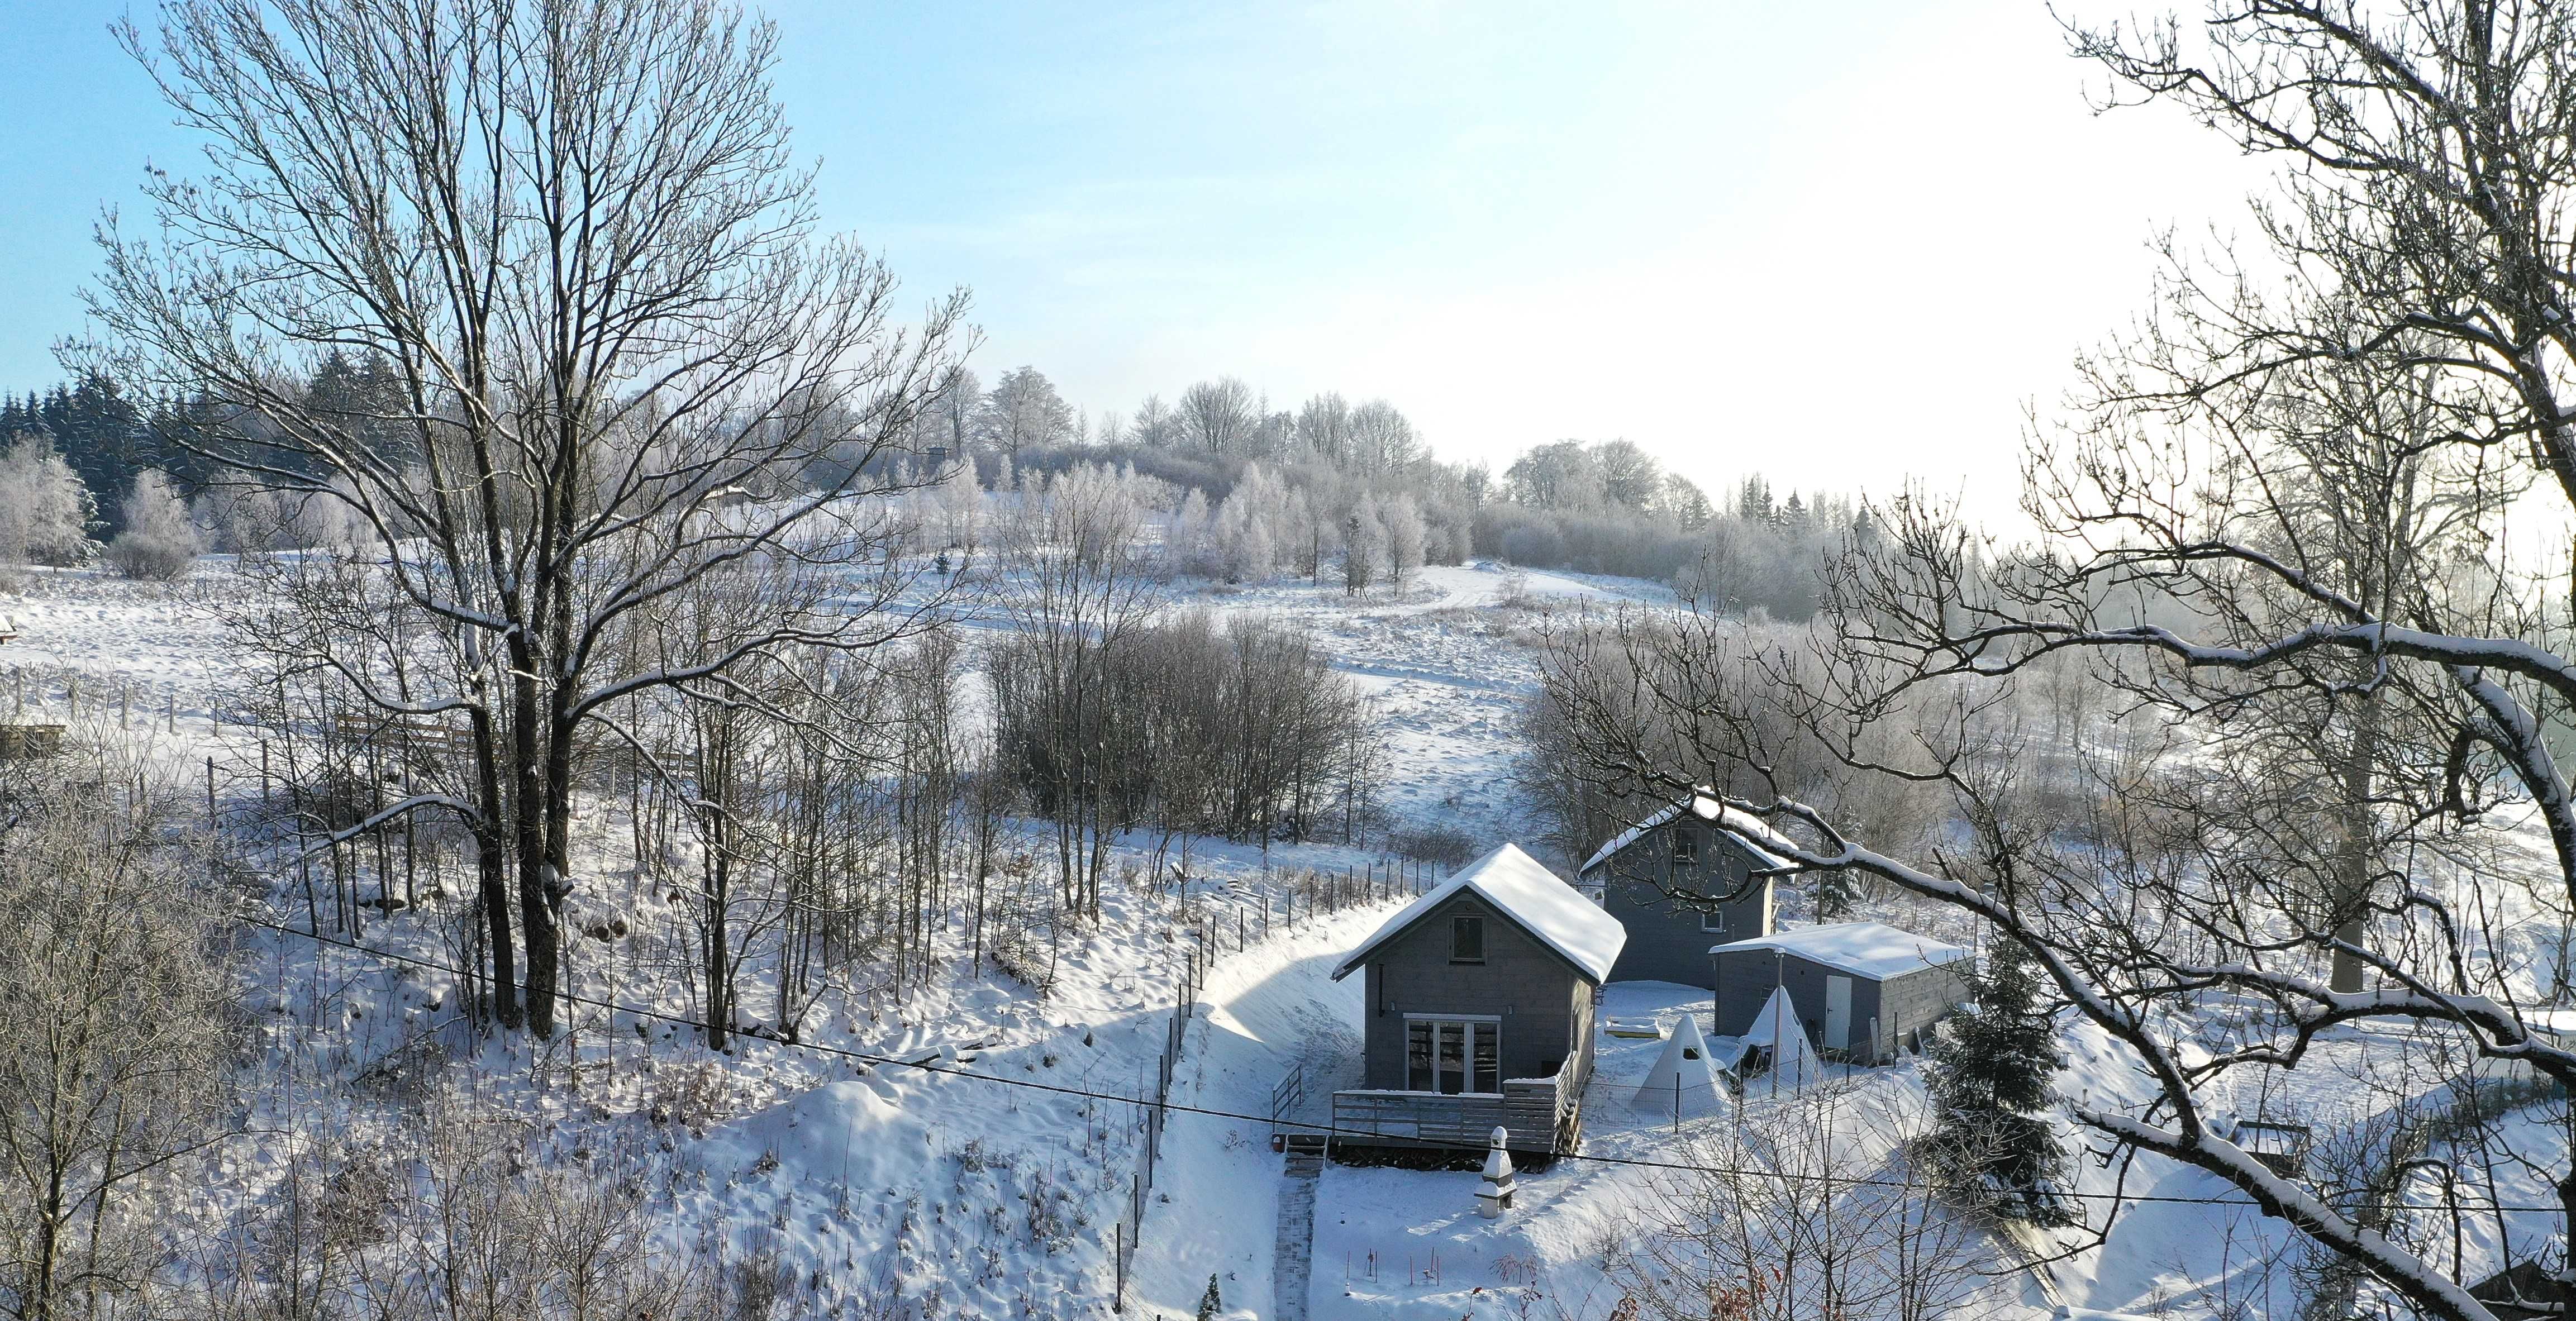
(0, 754), (236, 1321)
(994, 609), (1384, 860)
(1520, 610), (1948, 884)
(1606, 1086), (1999, 1321)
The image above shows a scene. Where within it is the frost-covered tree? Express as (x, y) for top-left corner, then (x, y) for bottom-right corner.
(980, 365), (1075, 460)
(1131, 393), (1180, 449)
(1383, 492), (1426, 591)
(1592, 437), (1661, 511)
(926, 456), (984, 552)
(0, 755), (236, 1320)
(1504, 439), (1604, 511)
(1926, 938), (2069, 1225)
(1211, 465), (1275, 583)
(1346, 398), (1421, 473)
(1296, 392), (1355, 462)
(1177, 377), (1258, 455)
(0, 433), (95, 569)
(1342, 494), (1384, 595)
(104, 468), (202, 580)
(1168, 487), (1217, 577)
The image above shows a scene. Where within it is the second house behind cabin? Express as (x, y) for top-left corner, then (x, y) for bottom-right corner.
(1577, 793), (1784, 985)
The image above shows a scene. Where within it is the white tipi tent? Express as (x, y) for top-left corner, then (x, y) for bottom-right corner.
(1632, 1014), (1730, 1118)
(1739, 985), (1823, 1093)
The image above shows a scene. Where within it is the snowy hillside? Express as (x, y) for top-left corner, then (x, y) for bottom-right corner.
(7, 555), (2570, 1321)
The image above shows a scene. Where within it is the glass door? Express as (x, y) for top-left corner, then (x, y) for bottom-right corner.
(1406, 1018), (1502, 1093)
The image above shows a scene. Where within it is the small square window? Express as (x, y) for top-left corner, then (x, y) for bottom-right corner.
(1700, 907), (1727, 934)
(1450, 914), (1486, 964)
(1673, 829), (1700, 867)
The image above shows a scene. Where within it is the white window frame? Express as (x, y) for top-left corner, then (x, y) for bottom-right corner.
(1700, 905), (1727, 934)
(1402, 1014), (1503, 1095)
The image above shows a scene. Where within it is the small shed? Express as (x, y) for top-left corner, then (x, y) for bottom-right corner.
(1578, 794), (1791, 985)
(1713, 922), (1969, 1064)
(2470, 1261), (2567, 1320)
(1329, 843), (1627, 1157)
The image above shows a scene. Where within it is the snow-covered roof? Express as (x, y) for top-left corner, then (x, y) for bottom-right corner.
(1711, 921), (1969, 981)
(1331, 843), (1628, 984)
(1578, 793), (1799, 875)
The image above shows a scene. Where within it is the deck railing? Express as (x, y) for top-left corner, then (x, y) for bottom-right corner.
(1330, 1054), (1583, 1154)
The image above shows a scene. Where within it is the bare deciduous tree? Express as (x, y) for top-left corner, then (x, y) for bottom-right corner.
(1541, 3), (2576, 1314)
(78, 0), (969, 1036)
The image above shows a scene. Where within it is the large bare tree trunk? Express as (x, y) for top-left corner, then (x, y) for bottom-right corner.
(84, 0), (966, 1038)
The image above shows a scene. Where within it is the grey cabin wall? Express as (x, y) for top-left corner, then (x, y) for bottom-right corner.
(1714, 948), (1969, 1063)
(1584, 817), (1775, 986)
(1874, 964), (1968, 1049)
(1356, 892), (1586, 1090)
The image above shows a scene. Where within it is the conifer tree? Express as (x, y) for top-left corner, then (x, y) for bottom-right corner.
(1815, 869), (1860, 920)
(1926, 936), (2069, 1224)
(1196, 1274), (1223, 1321)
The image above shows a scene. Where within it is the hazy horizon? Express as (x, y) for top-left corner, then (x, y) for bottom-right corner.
(1, 0), (2273, 524)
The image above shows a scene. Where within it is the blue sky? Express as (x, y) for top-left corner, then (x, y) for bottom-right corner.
(0, 1), (2262, 515)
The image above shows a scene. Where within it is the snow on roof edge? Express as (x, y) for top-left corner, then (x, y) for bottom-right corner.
(1577, 793), (1799, 875)
(1711, 921), (1970, 980)
(1331, 843), (1628, 984)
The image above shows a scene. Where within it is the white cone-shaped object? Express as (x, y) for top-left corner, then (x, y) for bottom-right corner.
(1739, 985), (1822, 1091)
(1475, 1126), (1516, 1218)
(1632, 1014), (1729, 1117)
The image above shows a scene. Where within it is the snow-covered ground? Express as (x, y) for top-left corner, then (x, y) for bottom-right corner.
(6, 557), (2570, 1321)
(1176, 561), (1669, 843)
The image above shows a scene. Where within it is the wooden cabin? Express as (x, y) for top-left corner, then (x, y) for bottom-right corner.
(1713, 921), (1968, 1064)
(1578, 794), (1785, 985)
(1329, 843), (1626, 1159)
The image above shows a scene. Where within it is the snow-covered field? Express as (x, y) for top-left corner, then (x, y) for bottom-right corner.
(3, 558), (2568, 1321)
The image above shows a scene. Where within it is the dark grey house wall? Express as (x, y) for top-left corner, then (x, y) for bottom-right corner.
(1586, 818), (1775, 986)
(1716, 947), (1849, 1041)
(1356, 893), (1585, 1089)
(1714, 947), (1969, 1063)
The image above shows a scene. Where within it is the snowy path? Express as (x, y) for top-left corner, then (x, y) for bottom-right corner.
(1274, 1152), (1322, 1321)
(1122, 898), (1397, 1318)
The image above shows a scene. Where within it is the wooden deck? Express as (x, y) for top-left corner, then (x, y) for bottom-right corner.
(1330, 1056), (1584, 1157)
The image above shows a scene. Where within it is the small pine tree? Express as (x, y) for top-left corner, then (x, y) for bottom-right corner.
(1196, 1273), (1223, 1320)
(1815, 868), (1860, 919)
(1926, 936), (2070, 1224)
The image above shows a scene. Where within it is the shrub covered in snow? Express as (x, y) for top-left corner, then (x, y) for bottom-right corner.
(104, 469), (202, 580)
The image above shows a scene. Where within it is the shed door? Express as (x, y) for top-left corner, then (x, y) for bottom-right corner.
(1824, 976), (1853, 1051)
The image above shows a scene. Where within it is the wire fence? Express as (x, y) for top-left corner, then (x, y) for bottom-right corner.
(1108, 855), (1439, 1311)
